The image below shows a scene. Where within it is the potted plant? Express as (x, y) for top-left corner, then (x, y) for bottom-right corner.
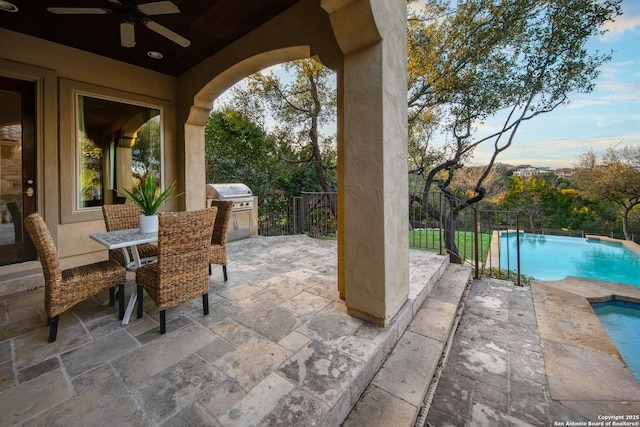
(120, 173), (182, 233)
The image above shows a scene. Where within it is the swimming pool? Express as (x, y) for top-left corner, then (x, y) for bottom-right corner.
(592, 299), (640, 383)
(499, 233), (640, 287)
(500, 233), (640, 383)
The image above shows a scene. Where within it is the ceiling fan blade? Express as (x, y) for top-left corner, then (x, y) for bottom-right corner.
(138, 1), (179, 16)
(120, 21), (136, 48)
(47, 7), (110, 14)
(144, 20), (190, 47)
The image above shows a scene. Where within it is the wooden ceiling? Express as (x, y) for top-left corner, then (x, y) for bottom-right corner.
(0, 0), (302, 76)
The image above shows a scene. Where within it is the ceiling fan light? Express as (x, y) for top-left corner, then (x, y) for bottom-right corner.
(147, 51), (163, 59)
(0, 1), (19, 12)
(120, 21), (136, 47)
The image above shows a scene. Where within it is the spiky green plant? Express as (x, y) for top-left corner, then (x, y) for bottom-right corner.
(120, 174), (182, 216)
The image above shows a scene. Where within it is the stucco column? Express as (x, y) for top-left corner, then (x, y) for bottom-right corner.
(336, 0), (409, 325)
(183, 105), (209, 211)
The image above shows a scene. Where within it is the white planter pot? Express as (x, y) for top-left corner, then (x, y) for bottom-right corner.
(139, 214), (158, 233)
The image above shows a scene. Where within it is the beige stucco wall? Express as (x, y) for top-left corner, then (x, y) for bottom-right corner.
(177, 0), (409, 325)
(177, 0), (344, 211)
(331, 0), (410, 325)
(0, 0), (411, 326)
(0, 28), (178, 266)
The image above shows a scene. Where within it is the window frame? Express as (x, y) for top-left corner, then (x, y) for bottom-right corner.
(60, 79), (172, 223)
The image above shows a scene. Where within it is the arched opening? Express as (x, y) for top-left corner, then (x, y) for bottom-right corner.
(182, 47), (323, 214)
(188, 47), (314, 128)
(205, 58), (338, 239)
(179, 0), (410, 326)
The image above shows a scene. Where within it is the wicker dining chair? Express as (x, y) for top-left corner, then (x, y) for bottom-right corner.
(102, 204), (158, 267)
(135, 208), (217, 334)
(208, 200), (233, 281)
(24, 213), (126, 342)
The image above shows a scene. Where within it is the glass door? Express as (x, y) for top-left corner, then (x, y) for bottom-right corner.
(0, 76), (36, 265)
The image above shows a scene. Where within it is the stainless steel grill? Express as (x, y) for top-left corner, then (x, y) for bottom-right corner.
(206, 183), (253, 242)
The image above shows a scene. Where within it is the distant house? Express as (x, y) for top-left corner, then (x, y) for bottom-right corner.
(512, 166), (552, 177)
(554, 168), (574, 178)
(511, 166), (574, 178)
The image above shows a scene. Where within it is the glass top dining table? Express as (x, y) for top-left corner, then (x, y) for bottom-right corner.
(90, 228), (157, 268)
(90, 228), (157, 251)
(90, 228), (158, 325)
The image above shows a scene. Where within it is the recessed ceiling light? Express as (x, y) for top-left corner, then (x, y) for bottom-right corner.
(147, 51), (163, 59)
(0, 1), (18, 12)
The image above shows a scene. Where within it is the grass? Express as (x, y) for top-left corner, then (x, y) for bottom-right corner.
(480, 267), (532, 285)
(409, 229), (492, 263)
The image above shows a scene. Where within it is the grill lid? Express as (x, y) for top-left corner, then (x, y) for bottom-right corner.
(206, 183), (253, 200)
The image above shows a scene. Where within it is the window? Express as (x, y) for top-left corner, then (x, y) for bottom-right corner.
(59, 79), (172, 223)
(76, 94), (161, 209)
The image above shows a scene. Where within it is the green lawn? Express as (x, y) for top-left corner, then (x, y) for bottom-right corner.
(409, 229), (492, 262)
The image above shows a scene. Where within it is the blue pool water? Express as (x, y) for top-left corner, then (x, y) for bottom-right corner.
(499, 233), (640, 287)
(592, 300), (640, 383)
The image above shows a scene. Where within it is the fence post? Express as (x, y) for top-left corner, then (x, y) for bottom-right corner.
(516, 214), (521, 287)
(438, 193), (444, 255)
(473, 209), (479, 279)
(504, 212), (509, 275)
(293, 196), (300, 235)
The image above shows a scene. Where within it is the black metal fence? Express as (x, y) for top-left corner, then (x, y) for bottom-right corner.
(258, 190), (635, 285)
(258, 192), (337, 238)
(409, 191), (525, 284)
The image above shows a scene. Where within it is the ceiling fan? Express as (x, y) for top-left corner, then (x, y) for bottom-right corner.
(47, 0), (191, 48)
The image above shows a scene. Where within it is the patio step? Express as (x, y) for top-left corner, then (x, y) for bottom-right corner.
(343, 263), (473, 427)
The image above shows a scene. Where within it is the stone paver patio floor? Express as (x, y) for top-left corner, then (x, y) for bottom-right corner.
(427, 277), (640, 426)
(0, 235), (447, 426)
(5, 233), (640, 427)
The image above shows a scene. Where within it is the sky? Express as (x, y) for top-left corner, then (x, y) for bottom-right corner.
(469, 1), (640, 169)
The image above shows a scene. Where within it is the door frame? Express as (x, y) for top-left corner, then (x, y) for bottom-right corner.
(0, 75), (37, 265)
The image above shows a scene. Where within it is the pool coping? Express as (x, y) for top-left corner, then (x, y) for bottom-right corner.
(531, 276), (640, 420)
(586, 234), (640, 257)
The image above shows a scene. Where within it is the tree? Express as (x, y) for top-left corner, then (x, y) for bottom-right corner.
(450, 164), (506, 202)
(407, 0), (621, 262)
(132, 116), (161, 181)
(495, 172), (618, 234)
(205, 107), (336, 232)
(224, 59), (337, 193)
(573, 146), (640, 240)
(204, 109), (277, 198)
(501, 175), (549, 231)
(79, 134), (102, 206)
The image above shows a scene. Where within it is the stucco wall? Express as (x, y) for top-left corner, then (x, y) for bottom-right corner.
(331, 0), (409, 324)
(0, 1), (411, 327)
(176, 0), (343, 211)
(0, 28), (178, 265)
